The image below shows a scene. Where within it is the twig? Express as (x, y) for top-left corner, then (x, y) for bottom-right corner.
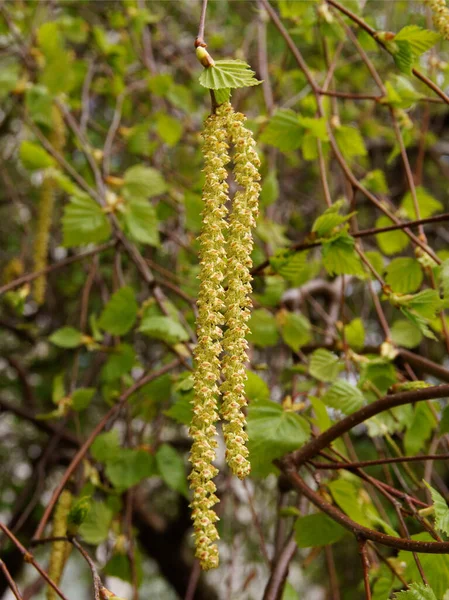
(0, 559), (23, 600)
(357, 538), (372, 600)
(33, 359), (181, 540)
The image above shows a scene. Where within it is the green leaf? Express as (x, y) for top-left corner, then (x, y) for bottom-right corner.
(423, 481), (449, 537)
(214, 88), (231, 104)
(328, 479), (371, 527)
(259, 109), (303, 152)
(164, 395), (193, 425)
(439, 259), (449, 301)
(361, 170), (388, 195)
(322, 233), (364, 277)
(79, 501), (113, 544)
(297, 116), (328, 141)
(247, 399), (310, 477)
(400, 187), (442, 220)
(395, 25), (440, 56)
(71, 388), (95, 412)
(344, 318), (365, 351)
(392, 39), (414, 75)
(62, 195), (111, 247)
(385, 258), (423, 294)
(247, 309), (279, 348)
(406, 289), (442, 320)
(123, 198), (160, 246)
(390, 319), (423, 348)
(260, 170), (279, 207)
(382, 76), (423, 109)
(375, 216), (409, 255)
(281, 583), (298, 600)
(322, 380), (365, 414)
(155, 112), (183, 146)
(334, 125), (367, 160)
(105, 448), (155, 491)
(139, 315), (189, 344)
(199, 59), (261, 90)
(49, 327), (83, 349)
(312, 206), (353, 239)
(155, 443), (188, 498)
(279, 311), (312, 352)
(295, 513), (346, 548)
(394, 583), (437, 600)
(19, 141), (55, 170)
(398, 533), (449, 597)
(91, 430), (121, 463)
(270, 249), (308, 285)
(245, 371), (270, 402)
(0, 59), (19, 100)
(101, 344), (136, 382)
(98, 287), (138, 336)
(309, 349), (341, 382)
(122, 165), (167, 199)
(404, 403), (436, 455)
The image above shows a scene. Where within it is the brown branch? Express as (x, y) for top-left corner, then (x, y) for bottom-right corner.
(291, 384), (449, 467)
(311, 453), (449, 470)
(357, 538), (372, 600)
(262, 534), (297, 600)
(281, 468), (449, 554)
(33, 359), (181, 540)
(0, 241), (117, 296)
(0, 559), (23, 600)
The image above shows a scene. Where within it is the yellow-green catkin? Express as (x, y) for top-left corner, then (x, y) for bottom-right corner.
(220, 105), (260, 480)
(188, 104), (231, 571)
(47, 490), (72, 600)
(33, 105), (65, 305)
(426, 0), (449, 39)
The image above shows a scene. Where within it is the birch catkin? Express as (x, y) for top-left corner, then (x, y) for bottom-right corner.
(220, 105), (261, 480)
(47, 490), (72, 600)
(189, 102), (260, 569)
(189, 104), (230, 571)
(33, 105), (65, 305)
(426, 0), (449, 39)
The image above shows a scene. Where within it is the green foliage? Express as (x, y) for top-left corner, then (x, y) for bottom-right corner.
(19, 141), (55, 170)
(394, 583), (437, 600)
(138, 315), (189, 344)
(424, 481), (449, 537)
(295, 513), (346, 548)
(62, 195), (111, 247)
(155, 443), (188, 498)
(321, 380), (365, 414)
(98, 287), (138, 336)
(247, 399), (310, 477)
(309, 349), (342, 382)
(199, 59), (261, 90)
(49, 327), (83, 349)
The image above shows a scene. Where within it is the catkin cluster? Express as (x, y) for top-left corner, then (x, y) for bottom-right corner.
(47, 490), (72, 600)
(189, 102), (260, 570)
(33, 105), (65, 305)
(426, 0), (449, 39)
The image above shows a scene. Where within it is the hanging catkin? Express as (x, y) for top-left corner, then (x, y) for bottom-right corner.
(189, 103), (230, 571)
(189, 102), (260, 569)
(426, 0), (449, 39)
(33, 104), (65, 304)
(220, 104), (260, 480)
(47, 490), (72, 599)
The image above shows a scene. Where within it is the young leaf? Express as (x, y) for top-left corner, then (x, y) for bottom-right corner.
(400, 187), (442, 220)
(394, 583), (437, 600)
(139, 315), (189, 344)
(390, 319), (423, 348)
(334, 125), (367, 160)
(295, 513), (346, 548)
(199, 59), (261, 90)
(19, 141), (55, 170)
(247, 399), (310, 477)
(105, 448), (155, 491)
(309, 349), (341, 382)
(122, 165), (166, 199)
(79, 501), (113, 545)
(62, 195), (111, 247)
(155, 443), (188, 498)
(322, 380), (365, 414)
(247, 309), (279, 348)
(122, 198), (160, 246)
(49, 327), (83, 349)
(98, 287), (138, 336)
(344, 318), (365, 351)
(259, 109), (303, 152)
(278, 310), (312, 352)
(385, 258), (423, 294)
(395, 25), (440, 56)
(423, 481), (449, 537)
(71, 388), (95, 412)
(91, 430), (121, 463)
(245, 371), (270, 402)
(375, 216), (409, 255)
(322, 233), (364, 277)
